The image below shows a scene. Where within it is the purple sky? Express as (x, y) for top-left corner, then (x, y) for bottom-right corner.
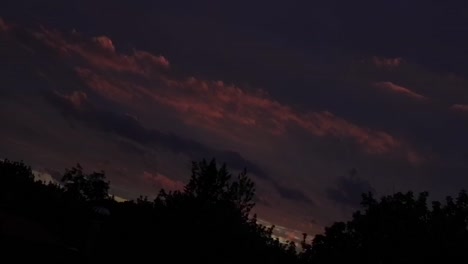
(2, 1), (468, 240)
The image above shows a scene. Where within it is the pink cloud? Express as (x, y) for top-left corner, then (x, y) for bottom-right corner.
(34, 27), (422, 162)
(142, 171), (184, 191)
(34, 29), (169, 75)
(152, 77), (404, 154)
(407, 150), (425, 166)
(55, 90), (88, 108)
(92, 36), (116, 53)
(66, 91), (88, 107)
(373, 81), (428, 101)
(372, 56), (403, 68)
(75, 67), (139, 104)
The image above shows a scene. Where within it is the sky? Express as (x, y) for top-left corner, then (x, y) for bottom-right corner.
(2, 1), (468, 241)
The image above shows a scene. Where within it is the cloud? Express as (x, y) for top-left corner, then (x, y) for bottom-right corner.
(34, 29), (170, 75)
(372, 56), (403, 68)
(3, 20), (448, 235)
(373, 81), (428, 101)
(32, 170), (59, 185)
(257, 218), (305, 244)
(253, 195), (271, 207)
(156, 77), (405, 155)
(451, 104), (468, 113)
(76, 67), (425, 165)
(44, 90), (91, 117)
(92, 36), (116, 53)
(75, 67), (137, 104)
(62, 90), (88, 107)
(326, 169), (374, 208)
(0, 18), (9, 32)
(271, 182), (315, 205)
(142, 171), (184, 191)
(28, 27), (422, 161)
(43, 90), (270, 180)
(45, 89), (322, 205)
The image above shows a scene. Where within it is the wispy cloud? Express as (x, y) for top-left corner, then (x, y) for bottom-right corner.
(60, 90), (88, 108)
(34, 29), (169, 75)
(271, 181), (315, 205)
(142, 171), (184, 191)
(30, 27), (421, 161)
(372, 56), (403, 68)
(451, 104), (468, 113)
(257, 218), (307, 244)
(92, 36), (116, 53)
(32, 170), (59, 185)
(44, 89), (271, 180)
(0, 18), (9, 32)
(155, 77), (406, 155)
(326, 169), (374, 208)
(373, 81), (428, 101)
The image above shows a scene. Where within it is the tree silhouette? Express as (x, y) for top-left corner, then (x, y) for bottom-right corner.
(145, 159), (297, 263)
(0, 159), (35, 204)
(6, 157), (468, 263)
(301, 190), (468, 264)
(184, 159), (255, 217)
(61, 164), (110, 202)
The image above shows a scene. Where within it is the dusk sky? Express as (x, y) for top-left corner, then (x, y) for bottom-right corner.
(2, 1), (468, 241)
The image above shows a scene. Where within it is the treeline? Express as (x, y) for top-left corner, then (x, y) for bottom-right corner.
(1, 158), (468, 263)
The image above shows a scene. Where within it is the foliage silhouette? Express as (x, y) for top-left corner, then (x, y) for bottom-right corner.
(61, 164), (110, 203)
(3, 158), (468, 263)
(96, 159), (298, 263)
(0, 158), (297, 263)
(184, 159), (255, 217)
(300, 191), (468, 264)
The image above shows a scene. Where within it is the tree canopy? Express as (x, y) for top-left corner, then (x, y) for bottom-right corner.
(2, 158), (468, 263)
(301, 191), (468, 264)
(61, 164), (109, 202)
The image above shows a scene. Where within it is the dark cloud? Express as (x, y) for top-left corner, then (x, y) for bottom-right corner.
(327, 169), (374, 208)
(272, 182), (315, 206)
(43, 89), (269, 180)
(253, 195), (272, 207)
